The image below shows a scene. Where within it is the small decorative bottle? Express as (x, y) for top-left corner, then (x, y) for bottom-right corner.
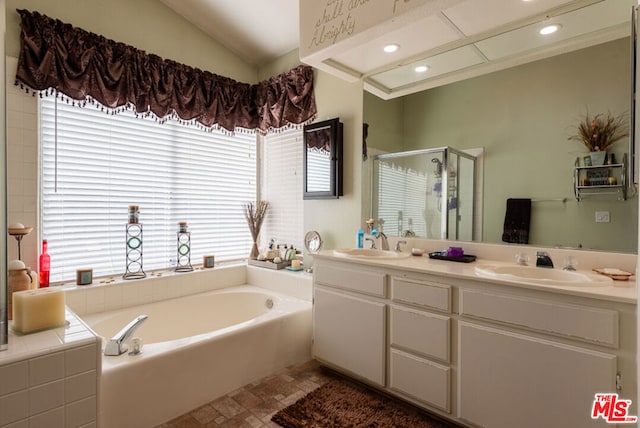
(39, 239), (51, 287)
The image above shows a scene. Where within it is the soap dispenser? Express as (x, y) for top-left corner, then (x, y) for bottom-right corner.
(357, 229), (364, 248)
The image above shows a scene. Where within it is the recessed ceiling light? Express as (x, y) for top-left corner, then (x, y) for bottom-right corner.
(539, 24), (561, 35)
(383, 44), (400, 53)
(415, 65), (429, 73)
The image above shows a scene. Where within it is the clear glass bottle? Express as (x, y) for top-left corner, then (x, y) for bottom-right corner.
(39, 240), (51, 287)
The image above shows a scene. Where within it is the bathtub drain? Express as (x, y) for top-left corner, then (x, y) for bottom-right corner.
(265, 298), (274, 309)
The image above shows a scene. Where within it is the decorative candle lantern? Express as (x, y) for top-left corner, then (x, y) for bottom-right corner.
(175, 221), (193, 272)
(123, 206), (146, 280)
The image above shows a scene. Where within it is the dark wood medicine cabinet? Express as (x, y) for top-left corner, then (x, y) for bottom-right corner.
(303, 118), (343, 199)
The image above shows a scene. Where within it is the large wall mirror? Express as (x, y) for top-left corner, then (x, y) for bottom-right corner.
(303, 118), (343, 199)
(364, 1), (638, 253)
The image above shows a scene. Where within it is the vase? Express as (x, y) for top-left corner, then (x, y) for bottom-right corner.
(249, 241), (259, 259)
(590, 151), (607, 166)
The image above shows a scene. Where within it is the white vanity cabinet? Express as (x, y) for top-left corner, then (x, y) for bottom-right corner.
(388, 276), (452, 412)
(312, 256), (636, 428)
(457, 288), (623, 428)
(458, 321), (615, 428)
(313, 261), (387, 386)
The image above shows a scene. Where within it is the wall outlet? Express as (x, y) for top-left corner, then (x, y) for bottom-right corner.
(595, 211), (610, 223)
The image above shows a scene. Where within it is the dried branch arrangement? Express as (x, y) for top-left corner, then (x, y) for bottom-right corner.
(243, 200), (269, 259)
(568, 111), (629, 152)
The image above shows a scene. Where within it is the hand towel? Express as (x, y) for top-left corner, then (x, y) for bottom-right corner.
(502, 198), (531, 244)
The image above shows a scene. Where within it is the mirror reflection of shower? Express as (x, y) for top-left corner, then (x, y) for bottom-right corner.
(372, 147), (476, 241)
(432, 157), (443, 211)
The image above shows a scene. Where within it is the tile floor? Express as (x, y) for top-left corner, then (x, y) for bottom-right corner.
(156, 359), (337, 428)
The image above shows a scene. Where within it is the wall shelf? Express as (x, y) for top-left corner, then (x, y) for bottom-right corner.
(573, 154), (626, 201)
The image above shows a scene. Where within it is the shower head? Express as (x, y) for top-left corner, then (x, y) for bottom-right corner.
(431, 158), (442, 176)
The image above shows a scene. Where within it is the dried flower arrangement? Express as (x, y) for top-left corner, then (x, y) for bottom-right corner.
(243, 200), (269, 259)
(568, 111), (629, 152)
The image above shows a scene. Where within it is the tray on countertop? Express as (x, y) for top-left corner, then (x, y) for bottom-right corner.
(428, 251), (477, 263)
(592, 268), (633, 281)
(248, 259), (291, 270)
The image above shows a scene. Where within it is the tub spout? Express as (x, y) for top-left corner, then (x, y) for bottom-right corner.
(104, 314), (148, 356)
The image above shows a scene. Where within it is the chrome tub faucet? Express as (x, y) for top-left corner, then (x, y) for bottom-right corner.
(104, 314), (148, 356)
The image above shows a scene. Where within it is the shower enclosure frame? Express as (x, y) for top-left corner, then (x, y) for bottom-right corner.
(371, 146), (477, 241)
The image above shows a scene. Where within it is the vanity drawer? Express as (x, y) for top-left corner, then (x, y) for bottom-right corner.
(315, 264), (386, 297)
(389, 348), (450, 413)
(459, 289), (619, 347)
(390, 305), (450, 362)
(391, 277), (451, 313)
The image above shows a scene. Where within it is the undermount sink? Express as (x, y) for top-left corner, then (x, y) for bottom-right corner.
(474, 264), (612, 286)
(333, 248), (411, 259)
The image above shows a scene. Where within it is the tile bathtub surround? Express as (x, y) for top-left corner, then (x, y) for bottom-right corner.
(63, 263), (248, 315)
(0, 310), (98, 366)
(0, 342), (99, 428)
(63, 262), (313, 316)
(156, 360), (337, 428)
(6, 56), (39, 270)
(0, 310), (100, 428)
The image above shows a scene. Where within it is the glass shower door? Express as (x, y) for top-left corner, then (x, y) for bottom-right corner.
(372, 147), (476, 241)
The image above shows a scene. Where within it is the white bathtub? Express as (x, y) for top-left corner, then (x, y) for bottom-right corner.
(81, 285), (312, 428)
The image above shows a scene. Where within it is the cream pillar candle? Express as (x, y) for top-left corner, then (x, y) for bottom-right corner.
(12, 288), (66, 333)
(291, 259), (301, 269)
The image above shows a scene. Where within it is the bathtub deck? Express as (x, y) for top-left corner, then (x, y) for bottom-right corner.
(156, 360), (336, 428)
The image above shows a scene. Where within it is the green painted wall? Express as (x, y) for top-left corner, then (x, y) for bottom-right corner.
(365, 38), (638, 252)
(257, 49), (301, 82)
(258, 49), (366, 251)
(259, 49), (366, 251)
(6, 0), (257, 83)
(363, 92), (404, 154)
(308, 69), (364, 250)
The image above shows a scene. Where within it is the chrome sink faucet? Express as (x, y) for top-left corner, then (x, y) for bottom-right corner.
(104, 314), (148, 356)
(515, 252), (529, 266)
(365, 237), (376, 249)
(363, 218), (389, 250)
(395, 240), (407, 252)
(536, 251), (554, 268)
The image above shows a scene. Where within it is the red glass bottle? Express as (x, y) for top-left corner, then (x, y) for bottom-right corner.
(39, 239), (51, 287)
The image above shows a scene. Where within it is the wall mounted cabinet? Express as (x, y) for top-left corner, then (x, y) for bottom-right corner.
(574, 154), (627, 201)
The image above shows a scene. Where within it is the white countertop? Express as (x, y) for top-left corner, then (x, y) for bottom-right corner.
(314, 250), (637, 304)
(0, 309), (98, 365)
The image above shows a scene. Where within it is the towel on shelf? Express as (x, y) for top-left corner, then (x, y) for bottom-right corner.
(502, 198), (532, 244)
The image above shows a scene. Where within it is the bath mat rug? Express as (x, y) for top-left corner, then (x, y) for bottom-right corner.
(271, 378), (458, 427)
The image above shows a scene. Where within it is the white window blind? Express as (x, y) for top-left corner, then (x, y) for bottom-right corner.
(260, 128), (303, 251)
(40, 96), (257, 282)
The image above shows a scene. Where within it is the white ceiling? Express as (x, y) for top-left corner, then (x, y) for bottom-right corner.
(160, 0), (634, 98)
(365, 0), (633, 98)
(158, 0), (300, 66)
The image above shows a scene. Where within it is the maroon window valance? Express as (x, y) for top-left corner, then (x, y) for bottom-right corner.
(15, 9), (316, 134)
